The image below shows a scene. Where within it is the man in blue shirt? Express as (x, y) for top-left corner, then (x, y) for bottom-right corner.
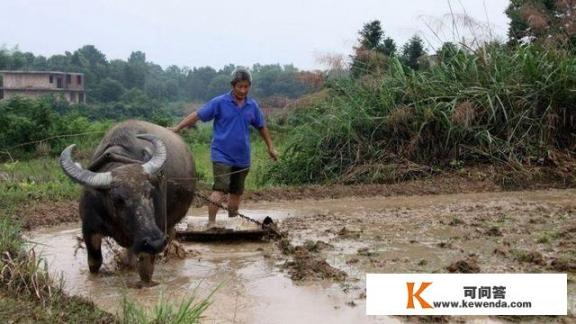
(171, 68), (278, 227)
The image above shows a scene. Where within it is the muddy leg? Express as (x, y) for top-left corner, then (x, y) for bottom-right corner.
(228, 194), (242, 217)
(208, 191), (225, 227)
(84, 233), (103, 273)
(137, 253), (158, 286)
(122, 248), (138, 269)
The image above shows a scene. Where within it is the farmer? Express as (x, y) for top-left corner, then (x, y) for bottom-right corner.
(170, 68), (278, 227)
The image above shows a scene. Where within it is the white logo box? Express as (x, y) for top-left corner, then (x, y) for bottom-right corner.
(366, 274), (567, 316)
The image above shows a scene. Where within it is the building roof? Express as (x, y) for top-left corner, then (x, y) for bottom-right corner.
(0, 70), (84, 75)
(0, 87), (85, 92)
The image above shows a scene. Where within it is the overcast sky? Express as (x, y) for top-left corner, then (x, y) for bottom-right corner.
(1, 0), (510, 70)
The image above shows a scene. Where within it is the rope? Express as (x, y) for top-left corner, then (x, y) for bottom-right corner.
(2, 131), (105, 150)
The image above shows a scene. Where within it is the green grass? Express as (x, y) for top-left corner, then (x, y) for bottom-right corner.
(0, 208), (115, 323)
(0, 292), (114, 323)
(263, 44), (576, 185)
(120, 289), (214, 324)
(0, 158), (80, 212)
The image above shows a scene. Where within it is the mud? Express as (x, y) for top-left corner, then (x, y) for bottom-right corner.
(18, 200), (78, 230)
(280, 242), (347, 282)
(446, 255), (481, 273)
(17, 169), (500, 230)
(27, 188), (576, 323)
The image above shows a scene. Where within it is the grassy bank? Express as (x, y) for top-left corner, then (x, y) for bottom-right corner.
(264, 45), (576, 185)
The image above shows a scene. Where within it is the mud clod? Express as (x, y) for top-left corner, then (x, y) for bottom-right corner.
(277, 238), (346, 281)
(356, 247), (374, 257)
(493, 247), (508, 256)
(447, 255), (480, 273)
(512, 250), (546, 265)
(161, 240), (198, 260)
(303, 240), (334, 253)
(346, 258), (360, 265)
(449, 217), (464, 226)
(278, 238), (295, 255)
(284, 246), (347, 281)
(485, 226), (503, 236)
(337, 227), (361, 239)
(550, 257), (576, 272)
(437, 241), (452, 249)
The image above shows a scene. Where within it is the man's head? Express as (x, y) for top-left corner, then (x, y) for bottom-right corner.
(230, 68), (252, 101)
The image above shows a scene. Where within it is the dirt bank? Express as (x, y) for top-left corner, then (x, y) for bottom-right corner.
(20, 165), (576, 231)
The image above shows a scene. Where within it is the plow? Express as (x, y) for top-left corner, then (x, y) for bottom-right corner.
(174, 191), (282, 242)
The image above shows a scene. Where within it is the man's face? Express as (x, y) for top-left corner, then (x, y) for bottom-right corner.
(232, 80), (251, 100)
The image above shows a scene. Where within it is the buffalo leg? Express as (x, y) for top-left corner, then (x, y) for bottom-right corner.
(122, 248), (138, 269)
(84, 231), (103, 273)
(138, 253), (157, 284)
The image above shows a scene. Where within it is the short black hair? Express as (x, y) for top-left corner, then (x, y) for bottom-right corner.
(230, 68), (252, 86)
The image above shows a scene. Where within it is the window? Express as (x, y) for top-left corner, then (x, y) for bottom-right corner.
(66, 74), (71, 84)
(57, 77), (63, 88)
(49, 75), (53, 83)
(77, 75), (82, 85)
(70, 92), (76, 103)
(79, 92), (84, 103)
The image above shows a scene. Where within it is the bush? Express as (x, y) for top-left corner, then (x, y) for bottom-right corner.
(264, 45), (576, 184)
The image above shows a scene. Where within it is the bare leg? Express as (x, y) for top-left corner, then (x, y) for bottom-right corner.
(228, 194), (242, 217)
(208, 191), (225, 227)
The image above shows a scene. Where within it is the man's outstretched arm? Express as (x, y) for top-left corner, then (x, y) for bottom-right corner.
(170, 111), (200, 133)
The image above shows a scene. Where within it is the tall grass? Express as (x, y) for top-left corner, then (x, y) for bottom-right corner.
(264, 45), (576, 184)
(120, 290), (213, 324)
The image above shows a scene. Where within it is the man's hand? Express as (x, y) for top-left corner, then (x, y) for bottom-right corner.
(267, 147), (279, 161)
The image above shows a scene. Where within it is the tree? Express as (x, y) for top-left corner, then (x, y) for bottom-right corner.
(350, 20), (398, 77)
(124, 51), (147, 89)
(359, 20), (384, 50)
(382, 38), (397, 56)
(437, 42), (459, 62)
(0, 45), (316, 107)
(94, 78), (125, 102)
(401, 35), (426, 70)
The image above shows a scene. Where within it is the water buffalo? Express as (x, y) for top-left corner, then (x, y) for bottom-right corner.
(60, 120), (196, 285)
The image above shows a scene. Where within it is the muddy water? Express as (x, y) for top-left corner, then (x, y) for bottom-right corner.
(29, 210), (392, 323)
(28, 189), (576, 323)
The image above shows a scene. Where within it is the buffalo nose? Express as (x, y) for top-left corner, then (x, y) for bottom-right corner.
(140, 235), (168, 254)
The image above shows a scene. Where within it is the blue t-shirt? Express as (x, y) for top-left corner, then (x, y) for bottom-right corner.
(197, 92), (265, 167)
